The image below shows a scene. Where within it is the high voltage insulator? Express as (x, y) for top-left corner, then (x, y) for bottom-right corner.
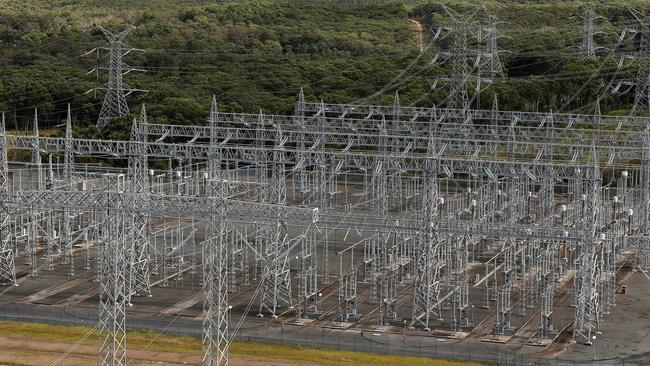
(85, 26), (146, 129)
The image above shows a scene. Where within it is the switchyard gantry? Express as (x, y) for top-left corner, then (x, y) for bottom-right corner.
(3, 6), (650, 365)
(0, 90), (649, 365)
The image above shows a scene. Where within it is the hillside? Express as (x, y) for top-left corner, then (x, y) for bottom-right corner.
(0, 0), (649, 136)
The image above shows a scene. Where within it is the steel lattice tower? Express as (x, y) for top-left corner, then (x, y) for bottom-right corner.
(630, 8), (650, 114)
(578, 5), (601, 62)
(127, 105), (152, 300)
(64, 104), (73, 184)
(62, 105), (75, 275)
(410, 113), (442, 330)
(0, 114), (16, 286)
(26, 109), (42, 278)
(94, 26), (144, 129)
(445, 7), (474, 110)
(640, 123), (650, 235)
(258, 121), (293, 317)
(435, 6), (497, 110)
(98, 208), (128, 366)
(481, 12), (505, 79)
(208, 96), (222, 179)
(573, 145), (602, 345)
(202, 98), (229, 365)
(294, 88), (307, 200)
(202, 178), (229, 366)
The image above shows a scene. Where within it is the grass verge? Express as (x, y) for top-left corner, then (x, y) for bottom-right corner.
(0, 320), (490, 366)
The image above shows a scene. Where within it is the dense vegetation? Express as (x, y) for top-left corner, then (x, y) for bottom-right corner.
(0, 0), (649, 138)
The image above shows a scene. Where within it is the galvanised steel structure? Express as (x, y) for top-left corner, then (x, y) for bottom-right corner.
(1, 88), (650, 366)
(432, 6), (505, 109)
(87, 26), (145, 129)
(4, 8), (650, 364)
(577, 5), (604, 62)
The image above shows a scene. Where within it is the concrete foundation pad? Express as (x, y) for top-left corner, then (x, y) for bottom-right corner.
(481, 335), (512, 343)
(321, 321), (355, 329)
(526, 338), (553, 347)
(430, 330), (469, 339)
(284, 318), (315, 326)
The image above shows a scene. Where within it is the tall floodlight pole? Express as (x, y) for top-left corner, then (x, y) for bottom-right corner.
(208, 96), (220, 178)
(294, 88), (307, 201)
(64, 104), (73, 184)
(88, 26), (145, 129)
(28, 109), (42, 278)
(62, 104), (75, 275)
(127, 105), (152, 300)
(0, 114), (16, 286)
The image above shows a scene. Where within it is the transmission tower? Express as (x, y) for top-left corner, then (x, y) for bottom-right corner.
(629, 8), (650, 114)
(434, 6), (497, 110)
(578, 5), (604, 62)
(88, 26), (145, 129)
(480, 12), (506, 79)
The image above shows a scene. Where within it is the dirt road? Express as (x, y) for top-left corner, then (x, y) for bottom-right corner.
(410, 19), (424, 53)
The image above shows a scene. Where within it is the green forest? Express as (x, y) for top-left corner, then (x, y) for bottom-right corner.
(0, 0), (649, 139)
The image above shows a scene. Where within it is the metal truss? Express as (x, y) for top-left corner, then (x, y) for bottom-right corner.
(202, 177), (229, 366)
(127, 105), (152, 299)
(578, 5), (605, 62)
(89, 26), (145, 129)
(98, 208), (128, 366)
(0, 114), (15, 286)
(258, 122), (293, 317)
(4, 87), (650, 364)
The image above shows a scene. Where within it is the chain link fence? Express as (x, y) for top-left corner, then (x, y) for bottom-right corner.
(0, 305), (639, 366)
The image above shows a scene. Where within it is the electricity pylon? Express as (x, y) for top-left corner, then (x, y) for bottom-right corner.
(86, 26), (146, 129)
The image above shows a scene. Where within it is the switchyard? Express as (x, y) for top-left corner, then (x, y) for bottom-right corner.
(2, 4), (650, 366)
(1, 93), (649, 365)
